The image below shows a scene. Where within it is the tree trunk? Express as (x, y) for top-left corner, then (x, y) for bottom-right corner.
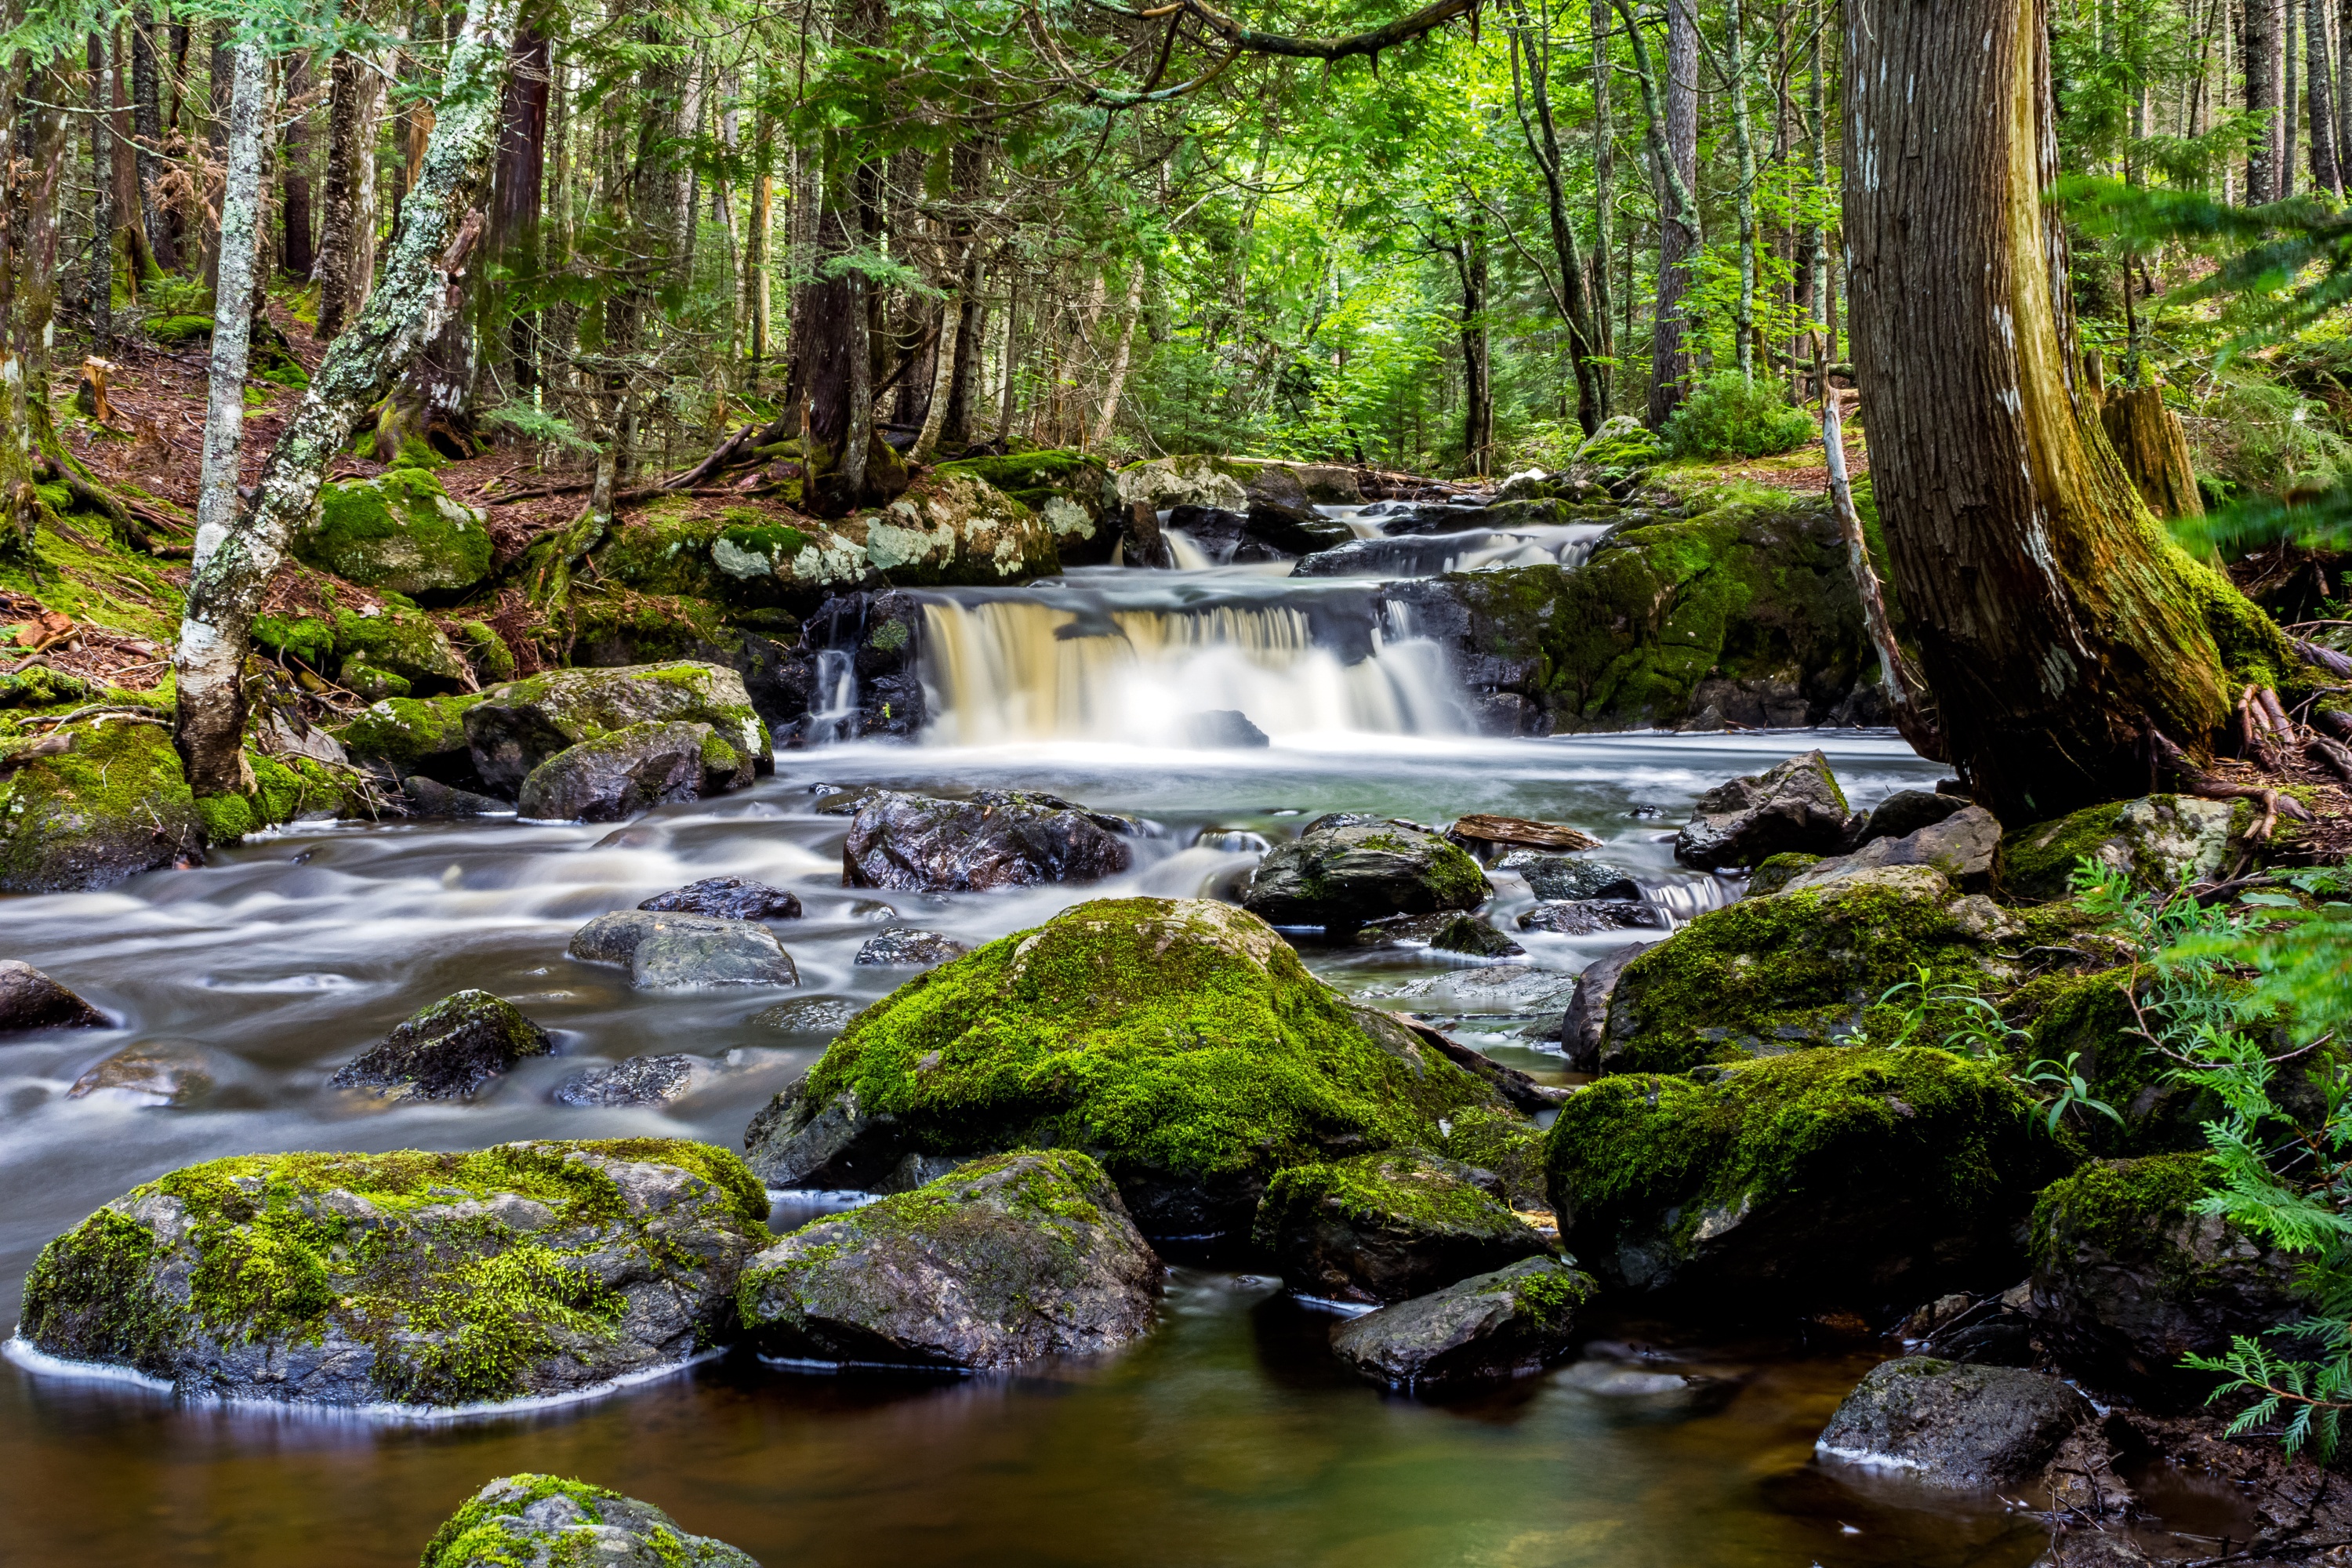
(109, 27), (151, 295)
(1450, 221), (1494, 474)
(747, 99), (773, 383)
(1590, 0), (1617, 409)
(1088, 265), (1148, 453)
(130, 6), (178, 271)
(1511, 16), (1605, 434)
(488, 24), (550, 390)
(277, 53), (314, 279)
(2311, 0), (2343, 191)
(1617, 0), (1703, 426)
(1727, 0), (1760, 381)
(1845, 0), (2281, 819)
(2101, 386), (2206, 520)
(913, 291), (964, 460)
(174, 0), (521, 798)
(196, 42), (270, 619)
(997, 275), (1022, 437)
(315, 50), (387, 341)
(941, 256), (985, 449)
(86, 32), (115, 349)
(2250, 0), (2285, 200)
(2, 58), (71, 546)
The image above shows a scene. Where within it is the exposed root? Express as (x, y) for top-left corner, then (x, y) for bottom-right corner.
(2151, 724), (2318, 844)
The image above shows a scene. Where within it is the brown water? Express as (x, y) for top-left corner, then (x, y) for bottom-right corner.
(0, 726), (2062, 1565)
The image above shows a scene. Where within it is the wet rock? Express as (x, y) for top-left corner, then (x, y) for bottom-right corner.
(841, 789), (1136, 892)
(632, 921), (798, 991)
(517, 720), (749, 822)
(1999, 794), (2239, 902)
(1784, 805), (2002, 895)
(1328, 1256), (1595, 1388)
(553, 1054), (699, 1107)
(1895, 1286), (2042, 1368)
(639, 877), (803, 921)
(401, 775), (510, 817)
(0, 960), (108, 1030)
(1446, 814), (1602, 855)
(19, 1139), (770, 1407)
(464, 662), (771, 798)
(1815, 1358), (2092, 1488)
(1373, 503), (1496, 536)
(1253, 1147), (1553, 1304)
(1241, 814), (1491, 931)
(1673, 750), (1859, 869)
(1745, 851), (1820, 895)
(1352, 911), (1525, 956)
(1497, 853), (1642, 902)
(1859, 788), (1973, 845)
(742, 898), (1510, 1240)
(1517, 899), (1661, 935)
(1243, 504), (1354, 557)
(329, 990), (555, 1099)
(571, 909), (745, 966)
(420, 1474), (758, 1568)
(1165, 505), (1289, 564)
(68, 1044), (216, 1105)
(1384, 964), (1578, 1017)
(1560, 942), (1646, 1075)
(0, 717), (207, 894)
(737, 1149), (1160, 1370)
(1185, 709), (1271, 748)
(2028, 1153), (2304, 1385)
(299, 468), (492, 600)
(1548, 1047), (2071, 1310)
(750, 996), (861, 1033)
(853, 927), (971, 967)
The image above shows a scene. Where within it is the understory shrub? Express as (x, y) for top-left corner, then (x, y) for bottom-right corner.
(1660, 372), (1815, 459)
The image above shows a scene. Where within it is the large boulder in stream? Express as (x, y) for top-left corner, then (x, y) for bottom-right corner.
(569, 910), (799, 990)
(1815, 1358), (2093, 1488)
(1251, 1146), (1553, 1304)
(1240, 814), (1492, 931)
(0, 716), (207, 893)
(1672, 750), (1857, 869)
(737, 1149), (1160, 1370)
(517, 720), (753, 821)
(1545, 1046), (2073, 1311)
(17, 1139), (771, 1408)
(1328, 1256), (1596, 1388)
(463, 662), (771, 798)
(742, 898), (1510, 1239)
(422, 1475), (758, 1568)
(840, 789), (1137, 892)
(0, 960), (108, 1030)
(329, 989), (555, 1098)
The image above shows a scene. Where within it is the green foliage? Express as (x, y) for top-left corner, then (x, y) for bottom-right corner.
(1659, 373), (1814, 459)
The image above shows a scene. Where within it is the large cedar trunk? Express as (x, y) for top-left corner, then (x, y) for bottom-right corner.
(1844, 0), (2279, 821)
(486, 26), (550, 390)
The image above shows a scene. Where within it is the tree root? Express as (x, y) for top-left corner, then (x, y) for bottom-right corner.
(2295, 636), (2352, 679)
(2150, 726), (2317, 844)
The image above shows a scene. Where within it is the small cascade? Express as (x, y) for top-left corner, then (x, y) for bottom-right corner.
(802, 650), (861, 745)
(1642, 874), (1742, 929)
(915, 594), (1472, 746)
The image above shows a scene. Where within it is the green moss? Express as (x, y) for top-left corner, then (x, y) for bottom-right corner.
(1748, 851), (1822, 896)
(392, 433), (447, 471)
(302, 470), (492, 597)
(717, 522), (808, 559)
(419, 1475), (625, 1568)
(1999, 804), (2129, 902)
(1434, 1105), (1549, 1207)
(1509, 1261), (1596, 1331)
(2028, 1151), (2215, 1276)
(0, 715), (205, 892)
(564, 592), (735, 666)
(797, 898), (1501, 1192)
(332, 601), (470, 691)
(146, 314), (214, 344)
(933, 450), (1109, 512)
(1251, 1148), (1525, 1252)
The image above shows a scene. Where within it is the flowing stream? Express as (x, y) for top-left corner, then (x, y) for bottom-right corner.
(0, 498), (2070, 1566)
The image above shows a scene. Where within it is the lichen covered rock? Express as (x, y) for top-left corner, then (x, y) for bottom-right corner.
(0, 716), (205, 892)
(1251, 1147), (1552, 1304)
(332, 599), (475, 698)
(465, 662), (771, 797)
(1814, 1357), (2092, 1487)
(742, 898), (1508, 1238)
(516, 720), (750, 822)
(1784, 805), (2002, 895)
(1673, 750), (1857, 869)
(421, 1475), (758, 1568)
(1240, 814), (1492, 931)
(299, 469), (492, 598)
(1999, 794), (2240, 902)
(841, 789), (1135, 892)
(18, 1139), (770, 1407)
(1546, 1047), (2071, 1308)
(329, 989), (555, 1098)
(737, 1149), (1159, 1370)
(1327, 1256), (1595, 1388)
(712, 472), (1058, 592)
(933, 450), (1112, 562)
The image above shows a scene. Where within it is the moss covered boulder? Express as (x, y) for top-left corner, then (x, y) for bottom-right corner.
(1545, 1047), (2073, 1310)
(935, 450), (1112, 563)
(738, 1149), (1160, 1370)
(335, 692), (485, 779)
(299, 469), (492, 599)
(422, 1475), (758, 1568)
(710, 472), (1058, 595)
(17, 1140), (770, 1408)
(2027, 1152), (2303, 1384)
(1328, 1256), (1596, 1388)
(0, 715), (205, 892)
(1251, 1147), (1552, 1304)
(1240, 814), (1491, 932)
(517, 720), (753, 822)
(463, 662), (771, 797)
(1434, 1104), (1552, 1208)
(328, 990), (555, 1099)
(1998, 794), (2240, 902)
(742, 898), (1510, 1239)
(332, 599), (474, 699)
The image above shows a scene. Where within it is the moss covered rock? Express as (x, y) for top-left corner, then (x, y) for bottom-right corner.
(299, 469), (492, 599)
(1545, 1047), (2073, 1310)
(738, 1149), (1160, 1370)
(332, 599), (474, 697)
(1998, 794), (2240, 902)
(1673, 749), (1857, 869)
(935, 450), (1112, 561)
(1327, 1255), (1596, 1388)
(516, 720), (752, 822)
(421, 1475), (757, 1568)
(1251, 1147), (1552, 1304)
(334, 692), (484, 775)
(18, 1139), (769, 1408)
(0, 714), (205, 892)
(328, 990), (555, 1099)
(741, 898), (1510, 1239)
(707, 472), (1058, 595)
(463, 662), (771, 797)
(1434, 1104), (1552, 1209)
(2012, 967), (2212, 1155)
(1814, 1358), (2092, 1488)
(1240, 814), (1491, 931)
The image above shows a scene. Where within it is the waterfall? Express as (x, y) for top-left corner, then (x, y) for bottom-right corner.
(914, 596), (1473, 746)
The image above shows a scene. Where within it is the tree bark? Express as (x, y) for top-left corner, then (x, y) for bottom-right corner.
(2, 58), (71, 546)
(913, 290), (964, 459)
(2250, 0), (2285, 200)
(1508, 13), (1605, 434)
(1617, 0), (1703, 426)
(1087, 265), (1148, 453)
(87, 32), (115, 348)
(281, 53), (316, 279)
(174, 0), (521, 797)
(1845, 0), (2281, 819)
(1448, 216), (1494, 474)
(109, 26), (151, 294)
(315, 50), (387, 341)
(130, 6), (178, 271)
(196, 42), (270, 626)
(2101, 386), (2206, 520)
(1726, 0), (1760, 381)
(747, 99), (774, 383)
(1590, 0), (1616, 410)
(488, 24), (550, 390)
(2310, 0), (2342, 191)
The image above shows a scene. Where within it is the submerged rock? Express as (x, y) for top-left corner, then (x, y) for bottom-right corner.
(463, 662), (771, 798)
(841, 789), (1136, 892)
(1517, 899), (1660, 935)
(853, 927), (971, 967)
(742, 898), (1508, 1239)
(0, 960), (108, 1031)
(328, 990), (554, 1098)
(1547, 1047), (2070, 1310)
(517, 720), (750, 822)
(553, 1054), (699, 1107)
(1999, 794), (2239, 902)
(1351, 911), (1525, 956)
(1252, 1147), (1552, 1304)
(1240, 814), (1491, 931)
(67, 1044), (219, 1105)
(750, 996), (861, 1034)
(737, 1149), (1160, 1370)
(641, 877), (803, 921)
(1814, 1357), (2092, 1488)
(420, 1474), (758, 1568)
(1328, 1256), (1595, 1388)
(1673, 750), (1858, 869)
(18, 1140), (771, 1407)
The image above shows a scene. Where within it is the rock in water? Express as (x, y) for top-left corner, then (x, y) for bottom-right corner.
(1328, 1257), (1595, 1388)
(1559, 942), (1647, 1075)
(853, 927), (972, 967)
(0, 960), (108, 1030)
(403, 776), (510, 817)
(517, 720), (749, 822)
(329, 991), (554, 1098)
(1500, 854), (1642, 902)
(554, 1054), (699, 1107)
(0, 718), (207, 893)
(18, 1140), (770, 1408)
(67, 1044), (217, 1105)
(1516, 899), (1660, 935)
(1185, 709), (1272, 748)
(1784, 805), (2002, 895)
(463, 662), (771, 797)
(1814, 1358), (2092, 1487)
(641, 877), (804, 921)
(632, 924), (798, 991)
(421, 1475), (759, 1568)
(570, 909), (733, 965)
(737, 1150), (1160, 1370)
(1351, 911), (1525, 956)
(742, 898), (1509, 1239)
(1241, 815), (1492, 931)
(841, 789), (1136, 892)
(1546, 1047), (2069, 1309)
(1672, 750), (1857, 869)
(1252, 1147), (1553, 1304)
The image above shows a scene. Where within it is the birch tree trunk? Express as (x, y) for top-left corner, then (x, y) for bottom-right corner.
(175, 0), (521, 797)
(194, 42), (270, 641)
(1087, 267), (1147, 453)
